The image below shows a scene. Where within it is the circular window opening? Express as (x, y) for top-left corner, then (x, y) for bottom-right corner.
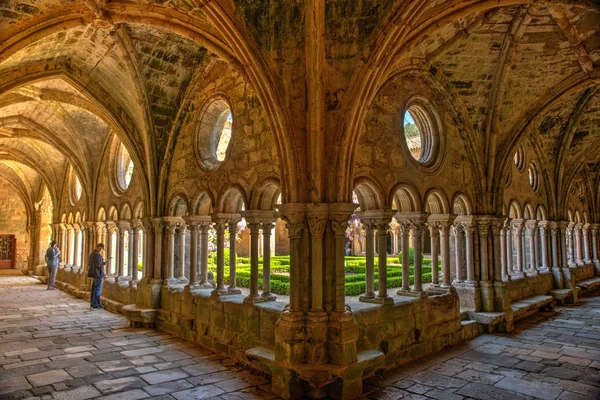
(196, 98), (234, 170)
(513, 145), (525, 171)
(117, 144), (134, 192)
(402, 98), (440, 166)
(528, 161), (539, 192)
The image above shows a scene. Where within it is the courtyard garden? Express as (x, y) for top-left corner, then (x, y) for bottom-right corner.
(206, 249), (441, 295)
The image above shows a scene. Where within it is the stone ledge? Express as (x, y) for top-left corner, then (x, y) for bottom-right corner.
(122, 304), (159, 328)
(548, 288), (575, 304)
(577, 276), (600, 292)
(511, 295), (554, 321)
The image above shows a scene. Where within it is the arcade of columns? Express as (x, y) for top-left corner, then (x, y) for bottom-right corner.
(52, 210), (600, 307)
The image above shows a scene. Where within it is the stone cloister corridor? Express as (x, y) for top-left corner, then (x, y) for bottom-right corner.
(1, 275), (600, 399)
(1, 0), (600, 399)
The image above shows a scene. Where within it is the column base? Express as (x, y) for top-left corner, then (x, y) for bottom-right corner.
(501, 274), (512, 282)
(243, 294), (264, 304)
(227, 287), (242, 295)
(360, 295), (394, 304)
(261, 292), (277, 301)
(551, 267), (565, 289)
(396, 287), (411, 294)
(177, 277), (189, 284)
(328, 310), (359, 366)
(593, 260), (600, 275)
(358, 293), (375, 302)
(479, 280), (495, 312)
(274, 310), (306, 364)
(198, 281), (214, 289)
(162, 277), (176, 286)
(211, 287), (230, 297)
(526, 269), (538, 277)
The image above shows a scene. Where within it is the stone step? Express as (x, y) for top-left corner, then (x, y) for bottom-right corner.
(511, 295), (554, 321)
(577, 276), (600, 291)
(548, 289), (573, 301)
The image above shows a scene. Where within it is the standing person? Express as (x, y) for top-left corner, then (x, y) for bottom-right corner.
(88, 243), (108, 310)
(45, 240), (61, 290)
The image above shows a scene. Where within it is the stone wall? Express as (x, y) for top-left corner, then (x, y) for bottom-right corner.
(0, 180), (29, 269)
(353, 291), (469, 369)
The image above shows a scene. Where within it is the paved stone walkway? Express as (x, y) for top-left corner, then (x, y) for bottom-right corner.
(0, 276), (599, 400)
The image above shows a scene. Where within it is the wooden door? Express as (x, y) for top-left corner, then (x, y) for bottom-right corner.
(0, 235), (16, 269)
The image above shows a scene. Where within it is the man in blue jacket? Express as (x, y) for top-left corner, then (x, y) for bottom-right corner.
(88, 243), (107, 309)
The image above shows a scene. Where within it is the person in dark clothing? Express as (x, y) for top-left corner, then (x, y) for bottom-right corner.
(88, 243), (108, 309)
(45, 240), (61, 290)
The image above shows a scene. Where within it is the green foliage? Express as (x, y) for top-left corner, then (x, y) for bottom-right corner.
(138, 262), (143, 272)
(398, 247), (425, 266)
(208, 254), (438, 296)
(404, 122), (419, 139)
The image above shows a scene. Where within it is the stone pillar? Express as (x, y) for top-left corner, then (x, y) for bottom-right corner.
(106, 222), (116, 275)
(410, 216), (427, 294)
(243, 214), (262, 303)
(582, 223), (591, 264)
(164, 220), (177, 284)
(538, 221), (549, 272)
(428, 222), (440, 286)
(574, 223), (584, 266)
(376, 213), (395, 302)
(176, 222), (188, 284)
(463, 221), (476, 283)
(398, 219), (411, 291)
(359, 219), (375, 301)
(274, 204), (306, 365)
(305, 204), (328, 365)
(525, 220), (538, 276)
(72, 224), (80, 268)
(198, 220), (213, 288)
(131, 221), (140, 282)
(150, 218), (164, 282)
(490, 219), (504, 283)
(116, 221), (130, 281)
(567, 222), (576, 267)
(505, 223), (513, 274)
(228, 217), (242, 294)
(211, 215), (229, 296)
(591, 224), (600, 274)
(183, 217), (199, 288)
(549, 222), (564, 288)
(512, 219), (525, 276)
(500, 222), (508, 279)
(440, 220), (452, 287)
(261, 218), (277, 301)
(453, 223), (465, 282)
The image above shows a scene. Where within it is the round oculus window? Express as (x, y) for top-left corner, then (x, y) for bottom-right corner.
(402, 98), (441, 168)
(196, 98), (234, 170)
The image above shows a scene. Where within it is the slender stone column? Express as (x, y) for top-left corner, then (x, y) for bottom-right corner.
(491, 219), (504, 282)
(106, 222), (116, 275)
(550, 222), (559, 268)
(506, 223), (513, 273)
(212, 216), (229, 296)
(567, 223), (576, 267)
(278, 205), (305, 313)
(64, 224), (72, 265)
(261, 219), (276, 301)
(131, 222), (140, 282)
(116, 221), (129, 281)
(591, 224), (599, 264)
(198, 221), (213, 288)
(428, 222), (440, 286)
(538, 221), (549, 272)
(526, 220), (538, 275)
(477, 221), (490, 282)
(359, 219), (375, 300)
(228, 217), (242, 294)
(582, 224), (591, 264)
(410, 217), (427, 293)
(453, 223), (465, 282)
(150, 218), (164, 281)
(574, 223), (584, 266)
(500, 222), (508, 278)
(306, 207), (328, 311)
(512, 219), (525, 276)
(72, 224), (80, 268)
(439, 220), (453, 287)
(176, 223), (188, 283)
(399, 219), (411, 291)
(375, 214), (394, 301)
(182, 217), (199, 288)
(164, 220), (177, 284)
(559, 222), (570, 268)
(463, 222), (476, 283)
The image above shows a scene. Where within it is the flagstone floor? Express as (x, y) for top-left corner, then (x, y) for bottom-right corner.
(0, 275), (599, 400)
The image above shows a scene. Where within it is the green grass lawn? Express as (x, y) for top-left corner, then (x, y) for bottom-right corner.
(207, 251), (440, 296)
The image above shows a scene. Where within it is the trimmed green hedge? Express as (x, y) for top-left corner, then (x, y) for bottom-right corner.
(207, 254), (439, 296)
